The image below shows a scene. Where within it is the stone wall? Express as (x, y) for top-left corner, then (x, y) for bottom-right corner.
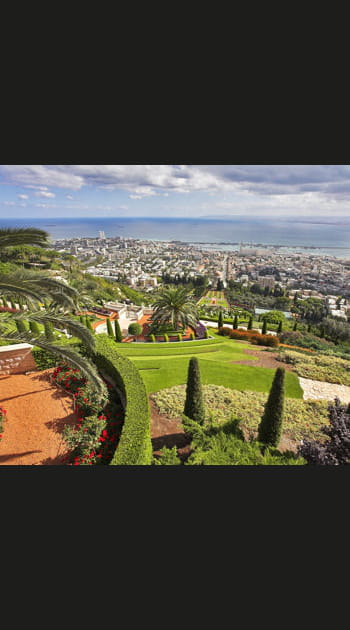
(0, 343), (37, 376)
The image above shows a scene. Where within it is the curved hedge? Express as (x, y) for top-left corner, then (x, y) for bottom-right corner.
(94, 335), (152, 465)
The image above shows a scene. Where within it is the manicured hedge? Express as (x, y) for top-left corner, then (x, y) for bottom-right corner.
(94, 335), (152, 465)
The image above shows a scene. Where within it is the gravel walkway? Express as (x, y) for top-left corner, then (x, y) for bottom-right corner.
(0, 370), (77, 465)
(299, 377), (350, 403)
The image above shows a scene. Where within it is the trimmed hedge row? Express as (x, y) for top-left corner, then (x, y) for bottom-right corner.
(94, 335), (152, 465)
(218, 327), (279, 347)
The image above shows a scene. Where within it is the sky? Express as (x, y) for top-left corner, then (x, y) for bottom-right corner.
(1, 164), (350, 219)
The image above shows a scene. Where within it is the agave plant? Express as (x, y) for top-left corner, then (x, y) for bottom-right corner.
(0, 228), (107, 399)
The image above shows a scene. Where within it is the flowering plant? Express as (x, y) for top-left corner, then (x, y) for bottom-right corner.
(51, 364), (124, 465)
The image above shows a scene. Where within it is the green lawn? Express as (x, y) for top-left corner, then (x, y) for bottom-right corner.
(116, 330), (303, 398)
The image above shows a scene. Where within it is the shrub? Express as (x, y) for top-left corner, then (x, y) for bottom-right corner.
(177, 333), (182, 342)
(154, 446), (182, 465)
(204, 329), (209, 339)
(29, 320), (41, 336)
(114, 318), (123, 342)
(258, 367), (286, 447)
(150, 334), (156, 343)
(106, 317), (114, 338)
(128, 322), (142, 336)
(190, 332), (195, 341)
(184, 357), (205, 424)
(164, 333), (169, 343)
(93, 335), (152, 464)
(218, 326), (232, 336)
(277, 349), (350, 385)
(44, 321), (55, 341)
(15, 319), (28, 333)
(32, 347), (59, 370)
(261, 319), (267, 335)
(298, 398), (350, 465)
(86, 317), (94, 333)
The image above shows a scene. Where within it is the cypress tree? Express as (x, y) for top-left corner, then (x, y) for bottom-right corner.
(106, 317), (114, 338)
(233, 314), (238, 329)
(184, 357), (205, 424)
(15, 319), (27, 333)
(247, 315), (253, 330)
(29, 320), (41, 336)
(258, 367), (285, 447)
(277, 320), (283, 334)
(320, 325), (325, 338)
(86, 317), (94, 333)
(44, 320), (55, 341)
(114, 318), (123, 342)
(307, 323), (312, 333)
(293, 319), (298, 331)
(218, 310), (223, 329)
(261, 319), (267, 335)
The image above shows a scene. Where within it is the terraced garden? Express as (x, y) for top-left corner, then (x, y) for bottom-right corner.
(115, 330), (303, 397)
(197, 290), (229, 309)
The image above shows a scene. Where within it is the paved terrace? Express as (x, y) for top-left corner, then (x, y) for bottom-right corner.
(0, 370), (77, 465)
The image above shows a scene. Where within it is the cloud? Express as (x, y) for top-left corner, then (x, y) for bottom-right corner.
(3, 165), (350, 208)
(18, 193), (29, 200)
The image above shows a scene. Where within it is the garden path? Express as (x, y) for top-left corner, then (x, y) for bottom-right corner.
(0, 370), (77, 465)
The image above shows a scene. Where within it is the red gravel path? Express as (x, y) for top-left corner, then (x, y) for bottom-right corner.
(0, 370), (77, 465)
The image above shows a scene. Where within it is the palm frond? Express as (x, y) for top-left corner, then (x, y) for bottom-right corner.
(0, 330), (106, 398)
(0, 227), (49, 249)
(12, 309), (96, 350)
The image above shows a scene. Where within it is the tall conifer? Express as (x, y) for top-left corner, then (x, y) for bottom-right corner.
(258, 367), (285, 447)
(184, 357), (205, 424)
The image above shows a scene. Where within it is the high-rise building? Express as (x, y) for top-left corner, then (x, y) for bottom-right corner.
(99, 231), (106, 239)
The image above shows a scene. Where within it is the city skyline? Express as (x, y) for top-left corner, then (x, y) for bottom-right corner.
(1, 164), (350, 219)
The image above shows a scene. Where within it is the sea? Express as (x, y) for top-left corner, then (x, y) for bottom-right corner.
(2, 216), (350, 259)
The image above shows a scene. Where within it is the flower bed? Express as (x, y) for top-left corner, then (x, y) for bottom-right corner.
(50, 364), (124, 465)
(219, 327), (279, 347)
(0, 406), (7, 442)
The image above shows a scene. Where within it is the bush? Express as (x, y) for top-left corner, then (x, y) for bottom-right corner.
(177, 333), (182, 341)
(298, 398), (350, 465)
(32, 347), (59, 370)
(229, 329), (279, 347)
(277, 349), (350, 385)
(114, 319), (123, 342)
(164, 333), (169, 343)
(15, 319), (28, 333)
(204, 329), (209, 339)
(258, 367), (285, 447)
(29, 320), (41, 336)
(190, 332), (195, 341)
(106, 317), (114, 338)
(154, 446), (182, 465)
(128, 322), (142, 336)
(218, 326), (232, 336)
(184, 357), (205, 424)
(94, 335), (152, 465)
(149, 334), (156, 343)
(44, 321), (55, 341)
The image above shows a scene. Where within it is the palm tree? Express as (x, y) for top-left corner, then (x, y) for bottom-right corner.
(151, 287), (198, 332)
(0, 228), (106, 399)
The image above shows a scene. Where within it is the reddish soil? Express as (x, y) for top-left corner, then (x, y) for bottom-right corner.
(0, 370), (77, 465)
(231, 348), (295, 372)
(149, 398), (191, 461)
